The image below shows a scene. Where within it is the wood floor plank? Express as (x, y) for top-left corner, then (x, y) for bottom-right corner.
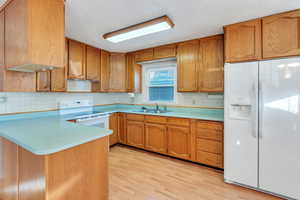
(109, 145), (282, 200)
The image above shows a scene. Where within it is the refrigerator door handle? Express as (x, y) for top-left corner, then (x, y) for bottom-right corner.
(258, 80), (263, 139)
(251, 83), (257, 138)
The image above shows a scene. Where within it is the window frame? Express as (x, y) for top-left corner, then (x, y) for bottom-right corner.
(144, 65), (177, 103)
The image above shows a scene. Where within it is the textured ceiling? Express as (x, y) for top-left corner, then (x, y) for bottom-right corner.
(1, 0), (300, 52)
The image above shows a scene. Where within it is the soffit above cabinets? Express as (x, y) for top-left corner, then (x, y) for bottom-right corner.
(1, 0), (299, 53)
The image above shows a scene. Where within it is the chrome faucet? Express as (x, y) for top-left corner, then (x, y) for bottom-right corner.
(155, 103), (160, 112)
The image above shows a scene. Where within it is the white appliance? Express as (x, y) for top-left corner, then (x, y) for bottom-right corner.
(224, 57), (300, 200)
(59, 100), (109, 129)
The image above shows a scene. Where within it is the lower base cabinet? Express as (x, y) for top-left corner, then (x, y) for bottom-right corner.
(145, 123), (167, 153)
(114, 113), (224, 169)
(109, 113), (119, 146)
(167, 125), (191, 160)
(126, 120), (145, 148)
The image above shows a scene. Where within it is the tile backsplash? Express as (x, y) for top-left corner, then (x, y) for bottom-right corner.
(0, 92), (224, 115)
(0, 92), (132, 114)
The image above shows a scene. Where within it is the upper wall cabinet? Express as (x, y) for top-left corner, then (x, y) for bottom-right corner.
(5, 0), (65, 69)
(135, 49), (154, 62)
(68, 39), (86, 80)
(86, 45), (101, 82)
(0, 9), (36, 92)
(262, 10), (300, 59)
(224, 19), (262, 63)
(100, 50), (110, 92)
(198, 35), (224, 92)
(153, 44), (177, 60)
(177, 40), (199, 92)
(109, 53), (127, 92)
(126, 53), (142, 93)
(51, 38), (68, 92)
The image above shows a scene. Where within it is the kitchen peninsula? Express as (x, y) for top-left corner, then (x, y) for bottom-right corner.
(0, 115), (112, 200)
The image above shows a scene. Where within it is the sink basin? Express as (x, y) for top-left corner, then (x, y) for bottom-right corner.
(132, 109), (169, 114)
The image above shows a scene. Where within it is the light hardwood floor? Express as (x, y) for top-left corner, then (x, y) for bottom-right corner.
(109, 145), (282, 200)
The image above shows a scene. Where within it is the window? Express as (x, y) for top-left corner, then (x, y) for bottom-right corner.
(146, 66), (176, 102)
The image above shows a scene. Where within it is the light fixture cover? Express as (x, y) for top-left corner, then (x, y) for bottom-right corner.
(103, 16), (174, 43)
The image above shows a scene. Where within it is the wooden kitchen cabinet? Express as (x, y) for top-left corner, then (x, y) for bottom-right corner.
(145, 123), (167, 153)
(68, 39), (86, 80)
(37, 71), (51, 92)
(5, 0), (65, 70)
(198, 35), (224, 92)
(86, 45), (101, 82)
(126, 120), (145, 149)
(109, 113), (119, 146)
(126, 53), (142, 93)
(153, 44), (177, 59)
(262, 10), (300, 59)
(99, 50), (110, 92)
(118, 113), (127, 144)
(0, 9), (36, 92)
(194, 120), (224, 168)
(224, 19), (262, 63)
(51, 39), (68, 92)
(135, 48), (154, 62)
(177, 40), (199, 92)
(167, 125), (191, 160)
(109, 53), (127, 92)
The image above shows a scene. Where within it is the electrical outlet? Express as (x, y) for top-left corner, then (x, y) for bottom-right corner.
(0, 96), (7, 103)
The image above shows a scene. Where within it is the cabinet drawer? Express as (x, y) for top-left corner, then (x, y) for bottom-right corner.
(126, 114), (144, 121)
(196, 151), (223, 168)
(196, 139), (222, 154)
(167, 117), (190, 127)
(145, 115), (167, 124)
(196, 121), (223, 141)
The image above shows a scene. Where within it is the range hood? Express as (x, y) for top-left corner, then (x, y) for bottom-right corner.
(6, 64), (60, 73)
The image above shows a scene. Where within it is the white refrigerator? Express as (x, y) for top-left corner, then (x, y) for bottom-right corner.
(224, 57), (300, 200)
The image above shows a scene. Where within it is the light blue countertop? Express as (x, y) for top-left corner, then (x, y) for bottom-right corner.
(0, 104), (223, 156)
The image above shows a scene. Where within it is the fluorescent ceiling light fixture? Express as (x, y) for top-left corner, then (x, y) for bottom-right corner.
(103, 16), (174, 43)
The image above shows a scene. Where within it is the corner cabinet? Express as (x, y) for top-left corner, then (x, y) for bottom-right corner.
(224, 19), (262, 62)
(177, 40), (199, 92)
(198, 35), (224, 92)
(36, 71), (51, 92)
(262, 10), (300, 59)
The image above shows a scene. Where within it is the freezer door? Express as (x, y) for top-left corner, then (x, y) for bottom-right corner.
(259, 58), (300, 199)
(224, 62), (259, 188)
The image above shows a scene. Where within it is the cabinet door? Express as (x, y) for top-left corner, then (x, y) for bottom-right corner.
(86, 45), (100, 81)
(263, 10), (300, 59)
(167, 125), (191, 160)
(126, 53), (142, 93)
(109, 53), (127, 92)
(135, 49), (154, 62)
(145, 123), (167, 153)
(154, 44), (176, 59)
(224, 19), (262, 62)
(36, 71), (51, 92)
(51, 38), (68, 92)
(68, 40), (86, 80)
(100, 50), (110, 92)
(177, 40), (199, 92)
(126, 120), (145, 149)
(199, 35), (224, 92)
(109, 113), (119, 146)
(118, 113), (127, 144)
